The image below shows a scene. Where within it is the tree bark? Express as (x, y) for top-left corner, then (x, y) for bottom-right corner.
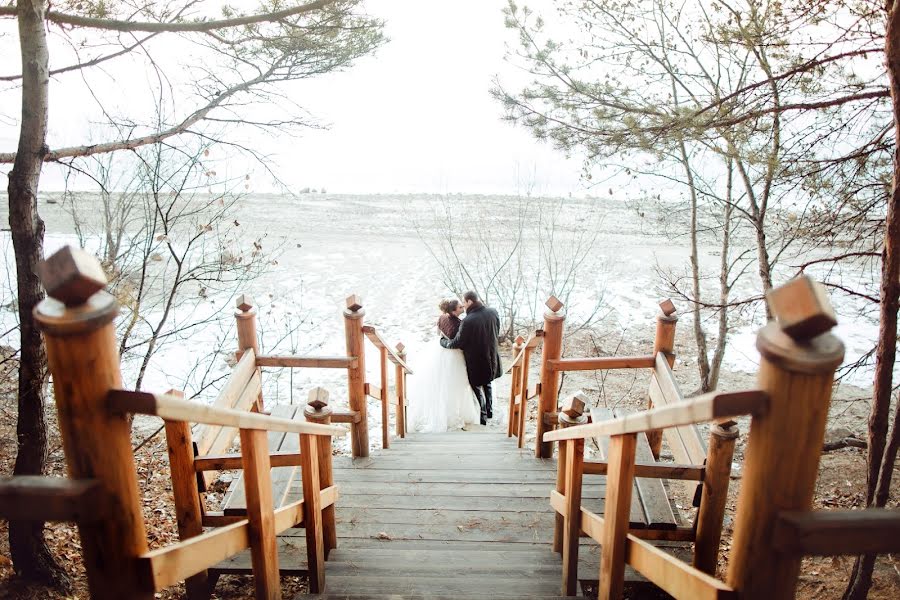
(842, 3), (900, 598)
(7, 0), (71, 589)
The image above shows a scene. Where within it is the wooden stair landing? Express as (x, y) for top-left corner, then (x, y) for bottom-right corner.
(212, 430), (688, 598)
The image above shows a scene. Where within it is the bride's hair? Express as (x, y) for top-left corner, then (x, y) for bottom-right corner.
(439, 299), (460, 314)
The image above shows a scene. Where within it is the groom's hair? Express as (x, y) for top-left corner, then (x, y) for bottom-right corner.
(463, 290), (479, 303)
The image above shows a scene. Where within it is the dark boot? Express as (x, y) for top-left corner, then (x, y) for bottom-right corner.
(472, 385), (487, 425)
(484, 382), (493, 419)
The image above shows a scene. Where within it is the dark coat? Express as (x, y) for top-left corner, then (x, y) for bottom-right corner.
(440, 302), (503, 387)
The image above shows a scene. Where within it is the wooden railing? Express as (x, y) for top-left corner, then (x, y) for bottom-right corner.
(0, 246), (346, 600)
(542, 276), (900, 599)
(506, 330), (543, 447)
(234, 292), (412, 458)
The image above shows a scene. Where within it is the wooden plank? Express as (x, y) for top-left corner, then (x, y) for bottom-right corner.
(617, 408), (677, 530)
(108, 389), (348, 437)
(649, 375), (692, 463)
(256, 355), (356, 369)
(548, 355), (656, 372)
(0, 476), (102, 522)
(654, 354), (708, 464)
(294, 480), (603, 499)
(270, 406), (301, 509)
(193, 450), (303, 471)
(592, 408), (645, 529)
(545, 389), (768, 442)
(772, 509), (900, 556)
(598, 433), (637, 600)
(626, 535), (737, 599)
(337, 493), (573, 512)
(201, 370), (264, 466)
(584, 460), (705, 481)
(334, 456), (559, 471)
(239, 427), (281, 600)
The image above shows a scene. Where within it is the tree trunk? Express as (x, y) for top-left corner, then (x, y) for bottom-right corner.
(842, 4), (900, 598)
(708, 162), (734, 391)
(7, 0), (71, 590)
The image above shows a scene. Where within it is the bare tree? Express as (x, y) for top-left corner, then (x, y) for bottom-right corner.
(0, 0), (383, 587)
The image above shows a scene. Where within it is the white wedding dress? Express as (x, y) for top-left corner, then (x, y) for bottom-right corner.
(406, 339), (480, 432)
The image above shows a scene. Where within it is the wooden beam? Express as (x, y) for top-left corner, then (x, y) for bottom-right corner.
(544, 389), (768, 442)
(527, 382), (542, 400)
(583, 460), (706, 481)
(301, 433), (326, 593)
(365, 383), (382, 401)
(548, 355), (656, 372)
(256, 355), (356, 369)
(772, 509), (900, 556)
(331, 410), (361, 424)
(562, 439), (584, 596)
(201, 512), (245, 527)
(0, 476), (102, 522)
(109, 389), (348, 437)
(626, 535), (737, 599)
(193, 451), (303, 472)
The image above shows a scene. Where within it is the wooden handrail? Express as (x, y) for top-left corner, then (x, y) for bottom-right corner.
(583, 460), (706, 480)
(504, 330), (544, 374)
(362, 325), (413, 373)
(256, 354), (357, 369)
(543, 389), (768, 442)
(772, 509), (900, 556)
(0, 476), (103, 522)
(108, 390), (348, 437)
(547, 355), (656, 372)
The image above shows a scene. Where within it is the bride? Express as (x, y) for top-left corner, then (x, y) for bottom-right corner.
(406, 299), (480, 432)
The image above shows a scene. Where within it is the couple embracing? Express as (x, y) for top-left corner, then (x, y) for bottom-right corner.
(408, 291), (502, 432)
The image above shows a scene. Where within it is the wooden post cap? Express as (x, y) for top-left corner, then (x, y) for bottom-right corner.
(766, 276), (837, 340)
(561, 391), (588, 418)
(545, 295), (564, 313)
(396, 342), (406, 354)
(515, 335), (525, 346)
(346, 294), (363, 312)
(235, 294), (255, 312)
(659, 298), (677, 316)
(38, 246), (107, 306)
(307, 387), (330, 410)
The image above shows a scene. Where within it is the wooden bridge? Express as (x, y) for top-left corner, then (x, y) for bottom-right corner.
(2, 246), (900, 600)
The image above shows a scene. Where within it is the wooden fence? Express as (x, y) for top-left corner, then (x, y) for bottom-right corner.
(542, 276), (900, 598)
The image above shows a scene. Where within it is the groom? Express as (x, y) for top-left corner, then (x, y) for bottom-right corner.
(440, 290), (502, 425)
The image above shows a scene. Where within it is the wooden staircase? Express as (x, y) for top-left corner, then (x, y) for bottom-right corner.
(273, 429), (681, 599)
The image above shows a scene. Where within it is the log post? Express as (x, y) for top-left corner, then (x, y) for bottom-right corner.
(304, 387), (336, 558)
(647, 299), (677, 459)
(163, 389), (209, 599)
(34, 246), (152, 599)
(508, 335), (524, 438)
(693, 421), (739, 575)
(726, 276), (844, 599)
(395, 343), (407, 438)
(343, 295), (369, 457)
(235, 294), (263, 412)
(300, 432), (326, 593)
(553, 392), (588, 555)
(517, 345), (533, 449)
(379, 346), (390, 449)
(538, 296), (565, 459)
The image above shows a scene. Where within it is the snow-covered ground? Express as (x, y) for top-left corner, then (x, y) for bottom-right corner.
(0, 192), (883, 451)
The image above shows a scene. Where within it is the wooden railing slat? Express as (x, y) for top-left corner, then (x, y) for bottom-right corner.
(583, 460), (706, 481)
(194, 450), (303, 472)
(626, 534), (737, 599)
(240, 428), (281, 599)
(548, 355), (656, 372)
(108, 389), (348, 437)
(362, 326), (413, 373)
(256, 355), (357, 369)
(543, 389), (768, 442)
(300, 433), (326, 593)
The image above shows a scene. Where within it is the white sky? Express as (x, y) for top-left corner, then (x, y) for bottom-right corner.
(0, 0), (588, 196)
